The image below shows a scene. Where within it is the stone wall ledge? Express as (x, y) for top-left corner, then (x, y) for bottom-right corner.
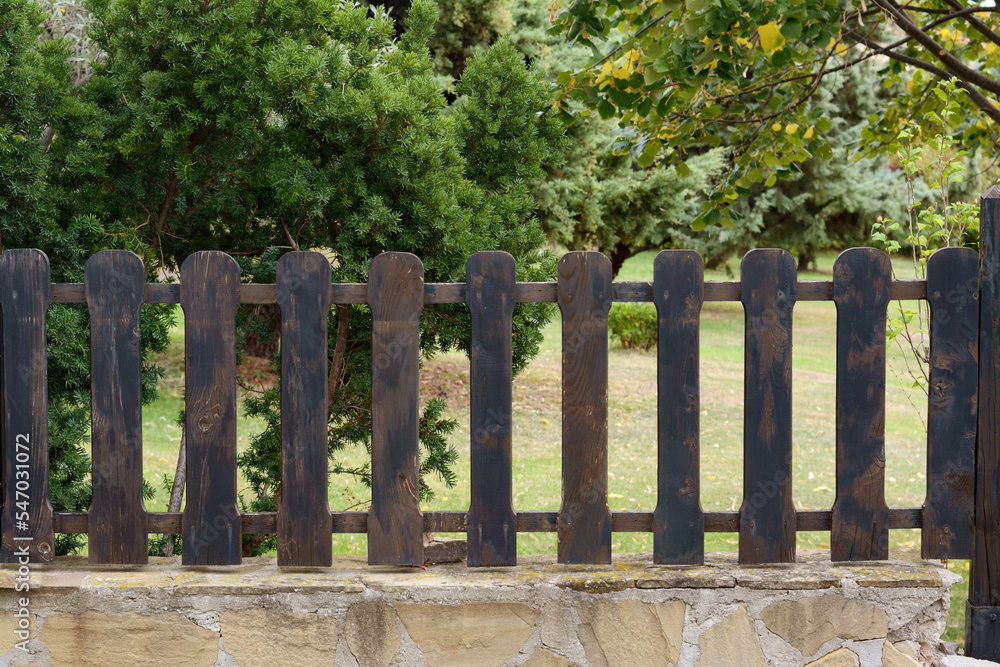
(0, 548), (963, 667)
(0, 548), (954, 595)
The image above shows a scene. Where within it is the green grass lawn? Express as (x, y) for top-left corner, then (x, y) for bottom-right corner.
(130, 248), (969, 643)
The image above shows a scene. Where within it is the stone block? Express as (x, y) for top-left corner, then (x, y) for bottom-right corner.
(637, 568), (736, 589)
(539, 604), (568, 651)
(219, 608), (339, 667)
(345, 601), (400, 667)
(883, 639), (921, 667)
(804, 647), (859, 666)
(42, 611), (218, 667)
(577, 599), (684, 667)
(0, 612), (34, 651)
(734, 566), (840, 590)
(423, 539), (466, 565)
(523, 648), (578, 666)
(941, 657), (1000, 667)
(394, 602), (537, 667)
(760, 594), (889, 657)
(697, 605), (767, 667)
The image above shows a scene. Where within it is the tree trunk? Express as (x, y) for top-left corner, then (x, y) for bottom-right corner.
(161, 431), (186, 556)
(797, 250), (815, 273)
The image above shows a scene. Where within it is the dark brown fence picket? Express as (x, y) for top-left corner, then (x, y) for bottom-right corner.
(970, 185), (1000, 659)
(923, 246), (979, 559)
(652, 250), (705, 565)
(831, 247), (892, 561)
(181, 251), (242, 565)
(0, 249), (55, 563)
(86, 250), (147, 564)
(466, 251), (517, 566)
(276, 251), (333, 566)
(740, 249), (797, 564)
(368, 252), (424, 566)
(557, 251), (613, 564)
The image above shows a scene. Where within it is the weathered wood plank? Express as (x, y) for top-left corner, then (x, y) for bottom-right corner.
(52, 506), (927, 535)
(86, 250), (148, 564)
(652, 250), (705, 564)
(368, 252), (424, 566)
(276, 252), (333, 566)
(923, 246), (978, 560)
(0, 250), (55, 562)
(831, 247), (892, 561)
(45, 278), (928, 305)
(740, 249), (797, 564)
(969, 185), (1000, 660)
(557, 251), (613, 564)
(180, 252), (242, 565)
(465, 252), (517, 566)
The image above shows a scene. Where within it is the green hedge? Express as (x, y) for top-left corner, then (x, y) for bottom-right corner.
(608, 303), (658, 351)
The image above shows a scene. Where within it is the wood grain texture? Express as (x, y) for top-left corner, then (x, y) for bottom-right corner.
(556, 251), (613, 564)
(465, 252), (517, 566)
(85, 250), (147, 564)
(180, 251), (242, 565)
(831, 247), (892, 561)
(923, 246), (978, 560)
(0, 250), (55, 562)
(367, 252), (423, 566)
(46, 278), (928, 305)
(52, 506), (926, 535)
(740, 249), (797, 564)
(652, 250), (705, 564)
(970, 185), (1000, 660)
(276, 252), (333, 566)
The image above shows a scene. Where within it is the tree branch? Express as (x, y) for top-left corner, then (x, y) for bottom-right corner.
(940, 0), (1000, 48)
(849, 29), (1000, 125)
(327, 305), (350, 419)
(874, 0), (1000, 97)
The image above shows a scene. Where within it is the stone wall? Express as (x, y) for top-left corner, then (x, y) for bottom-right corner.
(0, 549), (961, 667)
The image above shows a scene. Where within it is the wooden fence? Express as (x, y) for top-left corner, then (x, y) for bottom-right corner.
(4, 187), (1000, 657)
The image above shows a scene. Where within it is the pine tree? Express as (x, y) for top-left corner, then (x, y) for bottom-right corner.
(507, 0), (721, 277)
(6, 0), (565, 554)
(1, 0), (173, 554)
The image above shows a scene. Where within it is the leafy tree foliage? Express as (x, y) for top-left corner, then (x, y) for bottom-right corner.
(550, 0), (999, 225)
(6, 0), (563, 555)
(510, 0), (721, 275)
(675, 64), (911, 270)
(1, 0), (171, 554)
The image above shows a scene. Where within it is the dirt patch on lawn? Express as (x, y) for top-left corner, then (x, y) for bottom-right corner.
(419, 355), (563, 416)
(420, 358), (471, 407)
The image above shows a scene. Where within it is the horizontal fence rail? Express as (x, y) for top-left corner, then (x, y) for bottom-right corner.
(0, 246), (979, 581)
(47, 279), (929, 305)
(50, 507), (927, 534)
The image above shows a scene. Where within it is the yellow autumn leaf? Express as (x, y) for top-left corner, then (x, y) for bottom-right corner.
(735, 36), (753, 49)
(803, 126), (814, 139)
(835, 43), (848, 57)
(771, 122), (782, 132)
(758, 21), (785, 54)
(785, 123), (799, 134)
(986, 43), (998, 55)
